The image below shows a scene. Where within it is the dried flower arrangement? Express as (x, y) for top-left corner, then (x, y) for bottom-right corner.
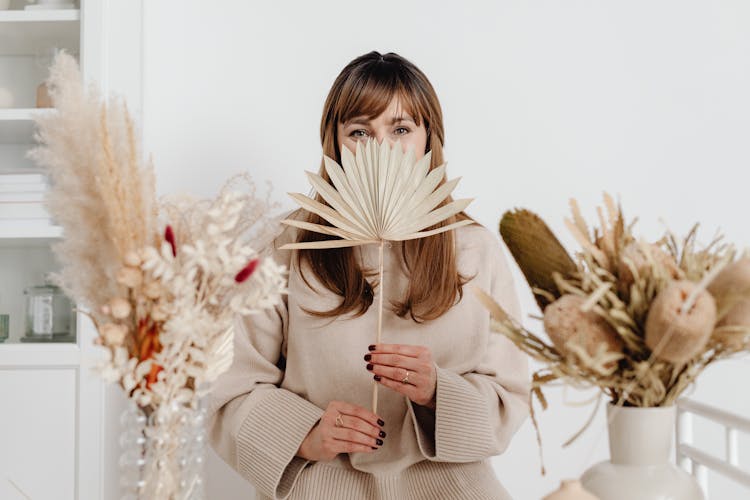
(27, 51), (287, 417)
(279, 137), (474, 413)
(474, 193), (750, 447)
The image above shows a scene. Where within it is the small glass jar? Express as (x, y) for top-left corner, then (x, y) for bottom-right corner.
(23, 284), (72, 338)
(0, 314), (8, 343)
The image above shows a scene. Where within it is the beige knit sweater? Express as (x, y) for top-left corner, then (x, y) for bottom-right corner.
(206, 211), (531, 500)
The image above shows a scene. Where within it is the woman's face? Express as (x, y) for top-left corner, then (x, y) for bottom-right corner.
(337, 97), (428, 160)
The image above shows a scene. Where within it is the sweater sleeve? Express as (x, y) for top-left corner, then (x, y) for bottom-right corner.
(205, 211), (325, 500)
(406, 232), (531, 462)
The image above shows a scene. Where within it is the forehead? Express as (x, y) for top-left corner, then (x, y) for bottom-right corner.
(342, 97), (417, 124)
(338, 82), (423, 125)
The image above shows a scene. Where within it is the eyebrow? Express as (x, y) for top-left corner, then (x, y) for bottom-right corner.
(345, 115), (416, 126)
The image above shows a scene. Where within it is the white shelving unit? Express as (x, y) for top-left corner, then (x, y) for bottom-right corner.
(0, 8), (80, 56)
(0, 223), (62, 240)
(0, 108), (54, 118)
(0, 108), (55, 147)
(0, 2), (110, 499)
(0, 2), (79, 343)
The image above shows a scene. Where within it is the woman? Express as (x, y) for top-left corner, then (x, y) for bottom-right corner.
(206, 51), (530, 500)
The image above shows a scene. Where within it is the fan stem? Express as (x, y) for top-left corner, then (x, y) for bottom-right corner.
(372, 239), (385, 414)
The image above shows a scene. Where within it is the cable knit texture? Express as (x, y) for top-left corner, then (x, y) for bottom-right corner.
(206, 210), (530, 500)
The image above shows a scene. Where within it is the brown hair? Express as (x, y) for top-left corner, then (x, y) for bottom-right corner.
(290, 51), (476, 323)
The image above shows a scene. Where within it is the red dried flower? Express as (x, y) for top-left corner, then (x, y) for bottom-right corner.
(235, 258), (260, 283)
(164, 225), (176, 257)
(146, 364), (163, 389)
(134, 316), (163, 390)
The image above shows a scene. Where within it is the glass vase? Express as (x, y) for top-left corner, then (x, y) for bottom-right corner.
(119, 399), (207, 500)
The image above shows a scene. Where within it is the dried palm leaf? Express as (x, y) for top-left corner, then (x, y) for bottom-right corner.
(280, 138), (474, 413)
(500, 209), (577, 310)
(279, 138), (473, 249)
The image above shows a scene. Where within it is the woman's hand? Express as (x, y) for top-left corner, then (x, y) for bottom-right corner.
(297, 400), (387, 462)
(365, 343), (437, 410)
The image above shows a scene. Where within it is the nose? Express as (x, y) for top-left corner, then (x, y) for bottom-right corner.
(373, 133), (393, 147)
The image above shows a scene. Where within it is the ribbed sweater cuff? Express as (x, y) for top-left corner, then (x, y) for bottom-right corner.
(408, 365), (494, 462)
(236, 388), (325, 500)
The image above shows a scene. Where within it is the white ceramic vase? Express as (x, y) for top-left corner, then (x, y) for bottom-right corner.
(581, 403), (704, 500)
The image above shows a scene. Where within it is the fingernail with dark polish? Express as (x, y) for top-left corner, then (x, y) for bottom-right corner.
(377, 418), (385, 426)
(376, 438), (383, 446)
(371, 446), (377, 450)
(374, 375), (381, 381)
(368, 344), (376, 351)
(366, 363), (373, 371)
(364, 354), (371, 361)
(379, 430), (386, 438)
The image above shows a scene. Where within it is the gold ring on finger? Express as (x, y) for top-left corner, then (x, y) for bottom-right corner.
(335, 413), (344, 427)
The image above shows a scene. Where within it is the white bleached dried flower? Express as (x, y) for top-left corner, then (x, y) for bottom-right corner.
(143, 281), (163, 300)
(109, 297), (131, 319)
(117, 267), (143, 288)
(151, 304), (168, 322)
(124, 251), (142, 267)
(27, 52), (290, 426)
(100, 322), (128, 346)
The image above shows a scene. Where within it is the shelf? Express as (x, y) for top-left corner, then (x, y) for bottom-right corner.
(0, 9), (79, 22)
(0, 108), (54, 120)
(0, 107), (54, 144)
(0, 342), (81, 366)
(0, 223), (62, 243)
(19, 333), (76, 343)
(0, 9), (80, 56)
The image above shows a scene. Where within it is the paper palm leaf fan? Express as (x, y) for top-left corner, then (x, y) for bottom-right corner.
(280, 138), (474, 412)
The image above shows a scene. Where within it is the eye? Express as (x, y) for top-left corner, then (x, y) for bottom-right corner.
(350, 129), (369, 138)
(394, 127), (410, 135)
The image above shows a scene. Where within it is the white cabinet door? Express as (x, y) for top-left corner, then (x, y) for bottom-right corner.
(0, 329), (104, 500)
(0, 367), (77, 499)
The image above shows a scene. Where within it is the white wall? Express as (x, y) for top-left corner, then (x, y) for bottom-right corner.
(138, 1), (750, 498)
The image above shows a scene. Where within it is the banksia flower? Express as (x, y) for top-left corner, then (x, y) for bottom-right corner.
(708, 257), (750, 328)
(645, 280), (717, 364)
(500, 210), (578, 311)
(543, 294), (624, 361)
(708, 257), (750, 349)
(617, 242), (680, 295)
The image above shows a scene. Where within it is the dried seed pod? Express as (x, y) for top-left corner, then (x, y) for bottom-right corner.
(151, 304), (168, 322)
(100, 323), (128, 346)
(645, 280), (717, 364)
(143, 281), (163, 300)
(123, 251), (142, 267)
(109, 297), (131, 319)
(116, 267), (143, 288)
(708, 257), (750, 328)
(618, 242), (680, 292)
(543, 294), (624, 359)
